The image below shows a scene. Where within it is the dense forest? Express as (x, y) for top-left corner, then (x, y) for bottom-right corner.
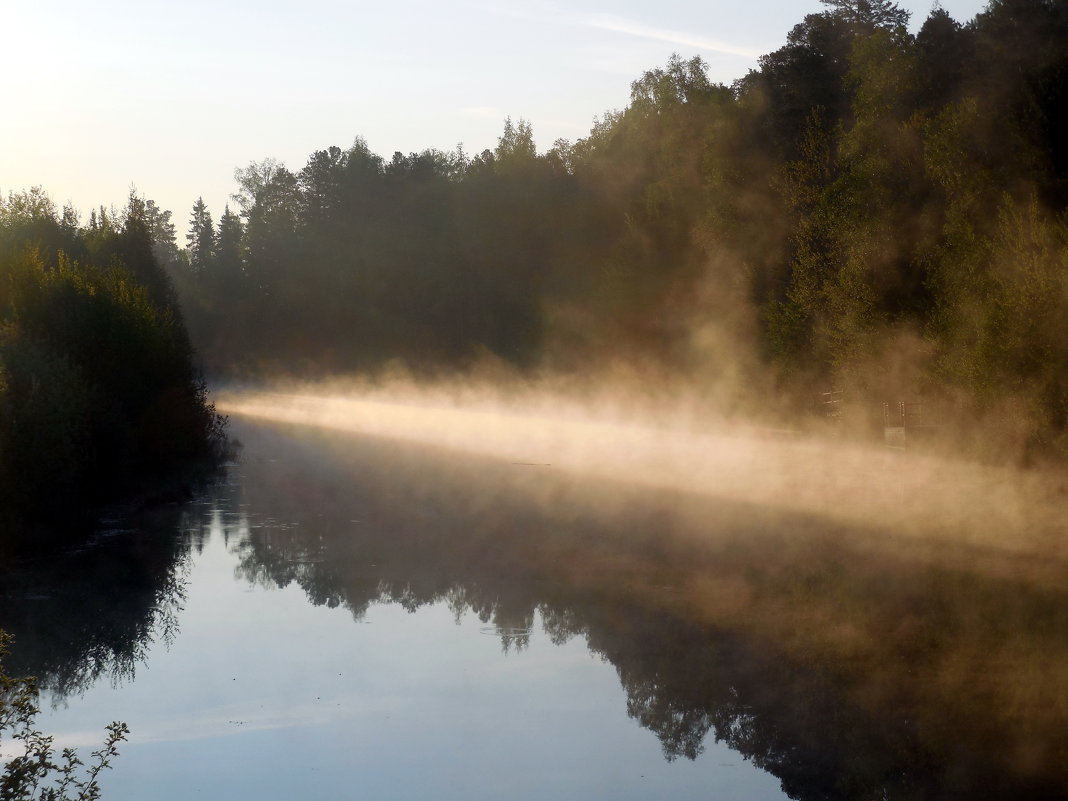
(2, 3), (1066, 794)
(154, 0), (1068, 459)
(0, 189), (226, 545)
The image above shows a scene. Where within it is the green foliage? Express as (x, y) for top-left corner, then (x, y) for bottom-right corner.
(0, 633), (128, 801)
(175, 0), (1068, 455)
(928, 193), (1068, 449)
(820, 0), (909, 30)
(0, 190), (226, 542)
(0, 329), (91, 520)
(186, 197), (214, 276)
(494, 117), (536, 168)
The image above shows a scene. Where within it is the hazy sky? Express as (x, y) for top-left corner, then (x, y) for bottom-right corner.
(3, 0), (987, 234)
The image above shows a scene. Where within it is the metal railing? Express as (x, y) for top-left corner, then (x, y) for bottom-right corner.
(883, 401), (942, 449)
(821, 389), (844, 420)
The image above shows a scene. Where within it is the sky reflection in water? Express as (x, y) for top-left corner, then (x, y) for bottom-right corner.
(5, 411), (1067, 800)
(18, 425), (785, 801)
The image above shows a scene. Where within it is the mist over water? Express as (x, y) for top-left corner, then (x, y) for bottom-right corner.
(4, 3), (1068, 796)
(217, 381), (1068, 565)
(0, 379), (1063, 799)
(212, 386), (1068, 797)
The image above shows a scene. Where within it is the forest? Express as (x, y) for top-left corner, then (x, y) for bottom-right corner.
(2, 1), (1068, 796)
(0, 184), (229, 795)
(0, 189), (226, 546)
(153, 0), (1067, 460)
(4, 0), (1068, 539)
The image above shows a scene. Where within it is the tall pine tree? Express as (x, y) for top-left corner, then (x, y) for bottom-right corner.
(187, 197), (215, 276)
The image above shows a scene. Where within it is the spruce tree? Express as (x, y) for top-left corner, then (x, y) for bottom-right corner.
(186, 197), (215, 276)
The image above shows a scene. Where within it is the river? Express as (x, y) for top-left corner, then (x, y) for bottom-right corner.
(2, 401), (1067, 800)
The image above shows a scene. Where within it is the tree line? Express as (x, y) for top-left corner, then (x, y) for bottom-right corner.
(0, 189), (227, 545)
(166, 0), (1067, 458)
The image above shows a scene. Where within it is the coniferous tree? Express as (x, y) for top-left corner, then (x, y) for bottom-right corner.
(164, 3), (1068, 457)
(214, 205), (245, 295)
(145, 199), (180, 269)
(186, 197), (215, 276)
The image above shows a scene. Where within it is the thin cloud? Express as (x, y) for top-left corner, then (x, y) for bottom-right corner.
(582, 14), (764, 60)
(480, 4), (766, 61)
(36, 708), (327, 752)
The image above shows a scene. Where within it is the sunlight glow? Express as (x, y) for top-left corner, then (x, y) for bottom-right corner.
(217, 389), (1068, 570)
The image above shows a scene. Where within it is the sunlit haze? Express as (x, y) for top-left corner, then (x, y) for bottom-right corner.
(3, 0), (986, 225)
(217, 383), (1068, 569)
(4, 1), (1068, 797)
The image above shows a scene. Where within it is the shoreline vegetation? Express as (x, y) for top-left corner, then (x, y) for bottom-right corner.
(0, 192), (225, 796)
(165, 0), (1065, 463)
(0, 189), (228, 551)
(5, 1), (1068, 485)
(0, 632), (128, 801)
(2, 1), (1066, 798)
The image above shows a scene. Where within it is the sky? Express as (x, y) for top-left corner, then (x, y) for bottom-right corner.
(2, 0), (988, 237)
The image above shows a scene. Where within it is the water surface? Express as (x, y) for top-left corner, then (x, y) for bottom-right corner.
(2, 414), (1066, 799)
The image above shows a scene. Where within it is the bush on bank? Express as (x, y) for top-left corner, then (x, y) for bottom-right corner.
(0, 190), (226, 543)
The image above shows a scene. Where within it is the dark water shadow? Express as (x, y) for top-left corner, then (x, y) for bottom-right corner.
(0, 504), (206, 701)
(2, 416), (1065, 800)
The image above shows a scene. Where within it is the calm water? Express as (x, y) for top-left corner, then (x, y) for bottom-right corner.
(2, 415), (1067, 800)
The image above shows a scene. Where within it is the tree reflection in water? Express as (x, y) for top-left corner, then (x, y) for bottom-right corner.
(3, 417), (1066, 801)
(217, 420), (1067, 801)
(0, 506), (196, 701)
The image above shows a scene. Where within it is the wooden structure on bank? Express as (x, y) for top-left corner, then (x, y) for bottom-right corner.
(819, 390), (944, 450)
(884, 401), (941, 450)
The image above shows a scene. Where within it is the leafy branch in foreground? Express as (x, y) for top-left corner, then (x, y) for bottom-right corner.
(0, 634), (127, 800)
